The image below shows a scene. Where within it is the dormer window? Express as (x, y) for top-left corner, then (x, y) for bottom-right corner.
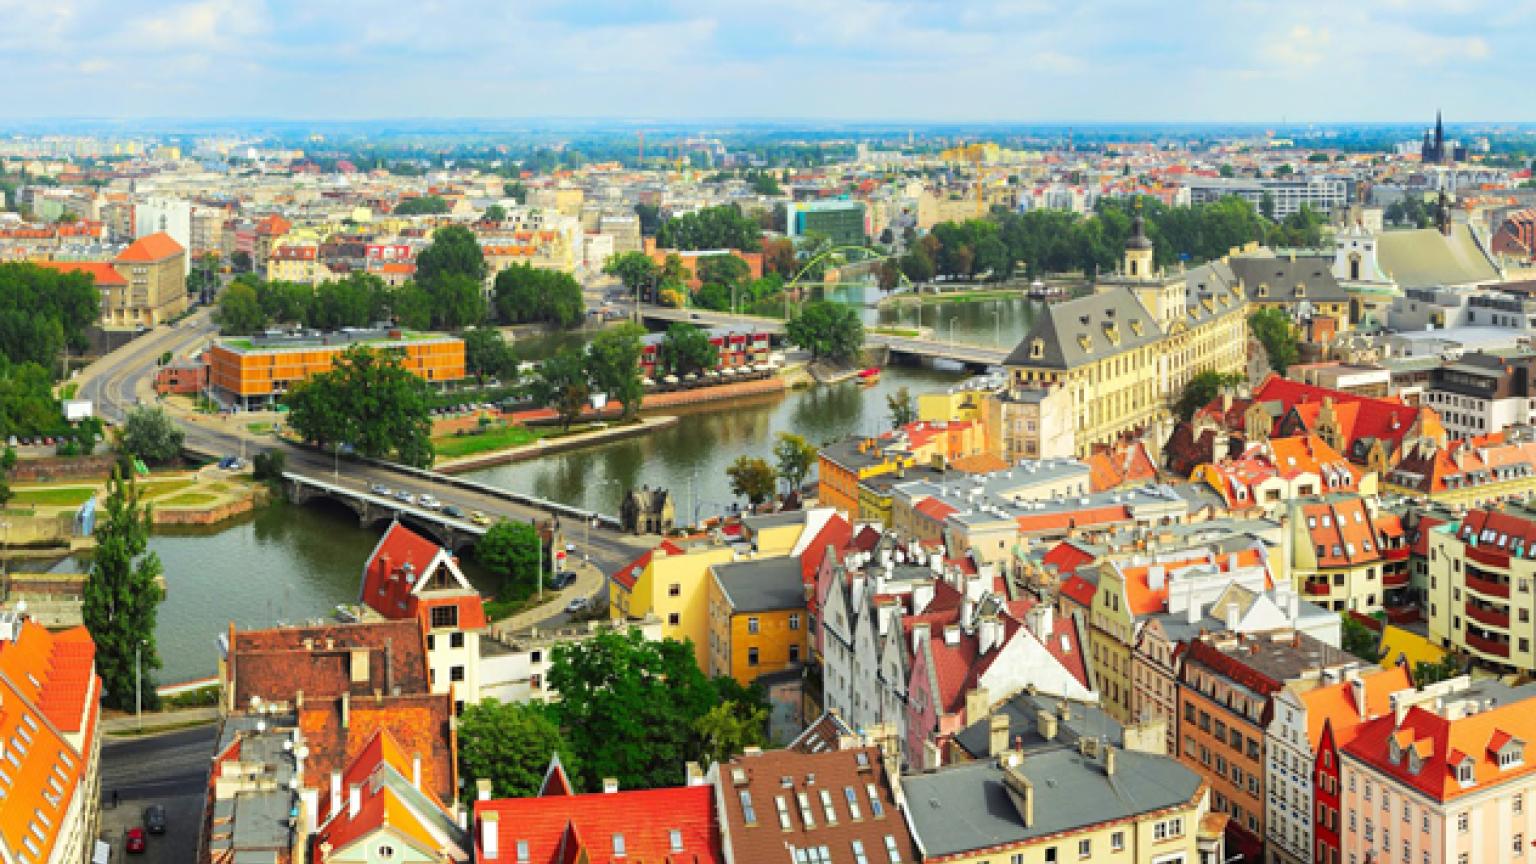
(1257, 284), (1269, 298)
(1389, 738), (1402, 764)
(1457, 760), (1476, 786)
(1030, 339), (1044, 359)
(1408, 750), (1423, 775)
(1296, 285), (1306, 298)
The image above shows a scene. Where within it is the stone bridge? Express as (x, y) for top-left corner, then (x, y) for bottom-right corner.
(285, 473), (488, 552)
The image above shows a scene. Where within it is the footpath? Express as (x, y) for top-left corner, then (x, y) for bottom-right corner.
(102, 705), (220, 737)
(488, 559), (609, 637)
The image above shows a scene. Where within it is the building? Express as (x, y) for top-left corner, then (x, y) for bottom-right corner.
(1287, 493), (1407, 613)
(1425, 503), (1536, 672)
(1004, 214), (1248, 455)
(1186, 175), (1349, 217)
(1229, 251), (1353, 336)
(1420, 109), (1467, 164)
(358, 522), (487, 711)
(475, 617), (664, 704)
(818, 437), (918, 518)
(310, 728), (471, 863)
(706, 556), (809, 685)
(785, 200), (868, 246)
(208, 328), (465, 408)
(714, 746), (916, 864)
(1423, 352), (1536, 440)
(1189, 435), (1369, 515)
(472, 756), (722, 863)
(636, 328), (772, 381)
(1385, 434), (1536, 507)
(266, 243), (331, 284)
(901, 740), (1223, 864)
(619, 486), (674, 535)
(981, 385), (1077, 462)
(1264, 664), (1412, 864)
(0, 615), (101, 864)
(35, 231), (189, 327)
(202, 713), (308, 864)
(1177, 630), (1356, 860)
(1340, 677), (1536, 864)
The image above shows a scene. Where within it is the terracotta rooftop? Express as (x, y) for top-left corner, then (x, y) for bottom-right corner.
(115, 231), (184, 262)
(228, 619), (430, 709)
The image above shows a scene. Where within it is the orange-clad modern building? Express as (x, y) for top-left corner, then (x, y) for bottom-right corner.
(209, 328), (464, 408)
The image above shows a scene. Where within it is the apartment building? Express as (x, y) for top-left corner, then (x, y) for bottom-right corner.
(208, 328), (465, 408)
(1385, 434), (1536, 508)
(1186, 175), (1348, 217)
(1287, 494), (1407, 614)
(1422, 352), (1536, 440)
(706, 556), (809, 685)
(1425, 503), (1536, 673)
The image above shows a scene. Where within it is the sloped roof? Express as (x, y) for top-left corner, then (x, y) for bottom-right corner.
(1378, 626), (1452, 674)
(610, 541), (684, 592)
(314, 728), (465, 861)
(300, 692), (457, 803)
(1003, 287), (1162, 370)
(115, 231), (184, 262)
(1228, 254), (1350, 303)
(1298, 665), (1413, 753)
(359, 522), (485, 630)
(229, 619), (431, 708)
(30, 260), (126, 287)
(1375, 224), (1500, 289)
(475, 784), (721, 863)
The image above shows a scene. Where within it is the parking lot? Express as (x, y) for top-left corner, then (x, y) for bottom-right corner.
(99, 725), (216, 863)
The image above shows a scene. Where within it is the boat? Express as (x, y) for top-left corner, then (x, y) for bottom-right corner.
(858, 367), (881, 386)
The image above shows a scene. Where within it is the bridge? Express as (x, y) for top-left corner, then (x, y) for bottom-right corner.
(285, 473), (489, 551)
(637, 306), (1010, 368)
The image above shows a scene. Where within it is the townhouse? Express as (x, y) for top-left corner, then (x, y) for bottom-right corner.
(1385, 433), (1536, 508)
(1189, 434), (1371, 515)
(707, 555), (810, 685)
(310, 729), (470, 863)
(1287, 493), (1407, 614)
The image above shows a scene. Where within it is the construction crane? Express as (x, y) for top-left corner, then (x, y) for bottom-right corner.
(940, 142), (991, 216)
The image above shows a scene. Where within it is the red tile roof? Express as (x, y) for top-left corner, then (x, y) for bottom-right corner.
(115, 231), (184, 262)
(31, 260), (126, 287)
(1059, 575), (1098, 609)
(360, 522), (486, 630)
(610, 540), (685, 592)
(1345, 691), (1536, 802)
(798, 513), (852, 585)
(314, 728), (462, 861)
(475, 783), (721, 863)
(228, 619), (430, 709)
(300, 692), (457, 803)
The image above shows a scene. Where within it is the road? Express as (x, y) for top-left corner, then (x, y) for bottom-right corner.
(99, 724), (217, 864)
(74, 311), (653, 578)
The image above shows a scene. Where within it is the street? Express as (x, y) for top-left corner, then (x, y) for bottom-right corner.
(99, 724), (218, 864)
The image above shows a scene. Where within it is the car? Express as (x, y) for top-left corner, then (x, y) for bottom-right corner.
(418, 494), (441, 510)
(143, 804), (167, 834)
(689, 312), (702, 320)
(469, 511), (491, 526)
(394, 490), (414, 503)
(442, 504), (464, 518)
(369, 482), (391, 496)
(564, 596), (589, 613)
(552, 571), (577, 590)
(126, 827), (147, 854)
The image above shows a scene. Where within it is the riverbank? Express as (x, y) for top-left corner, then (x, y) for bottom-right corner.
(434, 415), (680, 473)
(879, 286), (1027, 306)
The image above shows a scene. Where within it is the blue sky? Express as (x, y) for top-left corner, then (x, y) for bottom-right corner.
(0, 0), (1524, 121)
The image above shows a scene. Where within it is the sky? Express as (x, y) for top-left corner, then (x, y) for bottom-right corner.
(0, 0), (1527, 123)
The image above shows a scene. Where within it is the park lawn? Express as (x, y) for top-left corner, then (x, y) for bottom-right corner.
(432, 425), (546, 459)
(871, 326), (921, 338)
(10, 487), (95, 507)
(246, 422), (272, 434)
(158, 492), (219, 507)
(139, 479), (198, 500)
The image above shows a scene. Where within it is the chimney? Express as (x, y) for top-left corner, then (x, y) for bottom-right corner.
(912, 583), (935, 614)
(1350, 676), (1367, 717)
(476, 779), (494, 802)
(412, 753), (422, 790)
(603, 778), (619, 794)
(1104, 746), (1117, 776)
(295, 689), (304, 713)
(685, 761), (705, 786)
(1037, 708), (1058, 742)
(1002, 764), (1034, 827)
(329, 771), (342, 820)
(989, 713), (1010, 756)
(348, 783), (361, 819)
(1225, 602), (1240, 633)
(965, 687), (991, 725)
(923, 740), (942, 771)
(943, 625), (961, 647)
(340, 693), (350, 728)
(1186, 593), (1203, 626)
(349, 648), (370, 684)
(480, 811), (499, 860)
(912, 623), (930, 654)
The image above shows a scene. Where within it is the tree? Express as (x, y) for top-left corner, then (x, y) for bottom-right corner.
(285, 346), (434, 467)
(118, 405), (184, 465)
(658, 323), (718, 377)
(633, 203), (661, 237)
(504, 182), (528, 204)
(547, 630), (718, 791)
(83, 469), (164, 710)
(483, 204), (507, 223)
(309, 273), (388, 331)
(1249, 307), (1299, 373)
(695, 700), (768, 767)
(1413, 655), (1462, 687)
(427, 272), (487, 330)
(1259, 191), (1276, 221)
(478, 520), (543, 596)
(656, 205), (761, 252)
(761, 237), (797, 277)
(785, 301), (864, 363)
(463, 328), (518, 383)
(389, 283), (434, 330)
(693, 283), (730, 311)
(214, 280), (265, 335)
(493, 265), (584, 328)
(603, 252), (660, 303)
(773, 432), (817, 493)
(696, 254), (750, 291)
(416, 225), (487, 287)
(393, 195), (451, 215)
(887, 387), (918, 428)
(727, 456), (777, 508)
(457, 699), (576, 800)
(1175, 371), (1244, 422)
(0, 263), (103, 369)
(585, 324), (646, 419)
(1341, 614), (1382, 663)
(251, 449), (285, 482)
(230, 250), (253, 273)
(531, 348), (590, 430)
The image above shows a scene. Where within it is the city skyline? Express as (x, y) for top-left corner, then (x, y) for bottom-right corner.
(0, 0), (1524, 123)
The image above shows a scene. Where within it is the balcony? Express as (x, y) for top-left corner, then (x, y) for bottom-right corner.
(1383, 570), (1410, 588)
(1304, 581), (1332, 596)
(1465, 602), (1511, 630)
(1465, 574), (1511, 599)
(1468, 545), (1512, 568)
(1466, 632), (1511, 659)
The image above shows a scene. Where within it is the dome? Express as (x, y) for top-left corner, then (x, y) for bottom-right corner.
(1125, 213), (1153, 250)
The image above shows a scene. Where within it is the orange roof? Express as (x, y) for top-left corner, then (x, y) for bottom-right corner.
(1301, 497), (1386, 568)
(115, 231), (183, 263)
(31, 260), (126, 287)
(1117, 546), (1267, 616)
(315, 728), (459, 860)
(1299, 665), (1412, 752)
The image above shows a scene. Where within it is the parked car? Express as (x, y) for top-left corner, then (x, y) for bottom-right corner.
(143, 804), (167, 834)
(442, 504), (464, 519)
(125, 828), (147, 854)
(469, 510), (491, 526)
(550, 571), (577, 590)
(564, 596), (589, 613)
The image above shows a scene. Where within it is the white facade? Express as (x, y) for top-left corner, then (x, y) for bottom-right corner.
(1265, 689), (1315, 864)
(133, 197), (193, 272)
(477, 618), (664, 704)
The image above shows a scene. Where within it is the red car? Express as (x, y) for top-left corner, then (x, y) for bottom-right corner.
(125, 827), (146, 854)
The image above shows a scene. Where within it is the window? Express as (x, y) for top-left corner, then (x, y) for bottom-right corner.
(1517, 794), (1525, 815)
(669, 583), (681, 597)
(668, 612), (680, 626)
(449, 666), (465, 682)
(1458, 812), (1469, 833)
(844, 787), (862, 820)
(430, 605), (458, 628)
(867, 785), (885, 818)
(377, 845), (395, 860)
(670, 830), (683, 852)
(1517, 834), (1527, 856)
(851, 840), (869, 864)
(1045, 848), (1058, 863)
(776, 796), (792, 830)
(1111, 831), (1125, 851)
(426, 634), (435, 651)
(820, 789), (837, 824)
(450, 632), (465, 649)
(884, 835), (902, 863)
(797, 792), (816, 828)
(612, 834), (626, 857)
(1078, 838), (1092, 858)
(739, 791), (757, 825)
(748, 617), (760, 634)
(516, 840), (530, 863)
(790, 614), (800, 630)
(748, 647), (760, 666)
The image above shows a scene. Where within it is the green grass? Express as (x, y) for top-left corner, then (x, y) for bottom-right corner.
(432, 425), (546, 459)
(245, 422), (272, 434)
(870, 327), (920, 338)
(10, 487), (95, 507)
(139, 479), (197, 500)
(158, 492), (219, 507)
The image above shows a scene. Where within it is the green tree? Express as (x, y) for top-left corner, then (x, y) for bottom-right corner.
(0, 263), (103, 369)
(727, 455), (777, 508)
(585, 324), (646, 419)
(492, 265), (584, 328)
(83, 469), (164, 711)
(1413, 655), (1462, 687)
(0, 358), (63, 439)
(786, 301), (864, 363)
(458, 699), (577, 801)
(695, 700), (768, 767)
(773, 432), (817, 493)
(483, 204), (507, 223)
(633, 203), (661, 236)
(230, 251), (253, 273)
(696, 254), (750, 291)
(887, 386), (919, 428)
(393, 195), (451, 215)
(285, 346), (434, 467)
(118, 405), (184, 465)
(477, 520), (543, 596)
(463, 328), (518, 384)
(531, 348), (590, 430)
(693, 283), (730, 311)
(504, 182), (528, 204)
(309, 273), (388, 331)
(1175, 371), (1244, 422)
(389, 283), (434, 330)
(255, 279), (314, 326)
(603, 252), (660, 303)
(656, 204), (762, 252)
(1341, 614), (1382, 663)
(1249, 307), (1299, 373)
(547, 630), (718, 791)
(427, 272), (487, 330)
(214, 280), (266, 335)
(416, 225), (487, 287)
(658, 323), (718, 377)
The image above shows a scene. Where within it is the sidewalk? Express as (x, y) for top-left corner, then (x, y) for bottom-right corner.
(101, 705), (220, 736)
(490, 559), (607, 635)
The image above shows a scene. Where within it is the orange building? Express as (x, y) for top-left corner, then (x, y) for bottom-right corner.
(210, 329), (464, 408)
(706, 556), (809, 685)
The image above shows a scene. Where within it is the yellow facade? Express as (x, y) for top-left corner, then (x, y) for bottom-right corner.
(609, 542), (736, 671)
(706, 588), (807, 685)
(918, 389), (987, 424)
(1088, 563), (1138, 726)
(816, 439), (916, 518)
(921, 792), (1214, 864)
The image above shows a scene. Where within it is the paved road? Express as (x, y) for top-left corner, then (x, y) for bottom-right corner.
(99, 724), (217, 864)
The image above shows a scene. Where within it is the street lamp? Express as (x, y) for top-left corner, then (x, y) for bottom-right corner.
(135, 639), (148, 731)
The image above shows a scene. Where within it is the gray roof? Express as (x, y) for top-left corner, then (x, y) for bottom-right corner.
(711, 557), (806, 613)
(902, 748), (1202, 857)
(1003, 287), (1163, 369)
(230, 791), (294, 851)
(952, 693), (1123, 759)
(1228, 254), (1350, 303)
(1376, 224), (1500, 289)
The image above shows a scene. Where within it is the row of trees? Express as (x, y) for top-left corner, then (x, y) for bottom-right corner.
(0, 263), (99, 371)
(531, 323), (650, 429)
(785, 301), (864, 363)
(655, 204), (762, 252)
(286, 346), (436, 467)
(723, 431), (819, 508)
(458, 630), (769, 798)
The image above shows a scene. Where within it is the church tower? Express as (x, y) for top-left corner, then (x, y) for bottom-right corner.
(1124, 209), (1154, 279)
